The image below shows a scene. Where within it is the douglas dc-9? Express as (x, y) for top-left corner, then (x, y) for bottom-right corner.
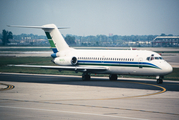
(8, 24), (173, 84)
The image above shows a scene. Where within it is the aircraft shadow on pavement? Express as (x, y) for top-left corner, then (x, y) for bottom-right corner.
(0, 74), (179, 92)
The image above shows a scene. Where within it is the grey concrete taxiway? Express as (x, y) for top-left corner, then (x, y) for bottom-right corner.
(0, 73), (179, 120)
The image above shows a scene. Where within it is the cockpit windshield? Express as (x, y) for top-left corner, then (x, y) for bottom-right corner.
(159, 57), (163, 60)
(146, 56), (163, 61)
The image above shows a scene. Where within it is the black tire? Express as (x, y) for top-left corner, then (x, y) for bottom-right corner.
(82, 75), (86, 81)
(82, 74), (90, 81)
(109, 74), (117, 81)
(157, 79), (163, 84)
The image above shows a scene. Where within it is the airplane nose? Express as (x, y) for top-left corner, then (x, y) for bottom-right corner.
(163, 62), (173, 75)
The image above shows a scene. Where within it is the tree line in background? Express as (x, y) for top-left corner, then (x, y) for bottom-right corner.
(0, 29), (176, 46)
(0, 30), (13, 45)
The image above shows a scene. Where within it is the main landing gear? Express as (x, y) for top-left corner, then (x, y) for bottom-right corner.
(82, 73), (118, 81)
(82, 72), (90, 81)
(109, 74), (118, 81)
(156, 76), (163, 84)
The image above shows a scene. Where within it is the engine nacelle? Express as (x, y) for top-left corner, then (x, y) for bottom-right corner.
(53, 56), (78, 66)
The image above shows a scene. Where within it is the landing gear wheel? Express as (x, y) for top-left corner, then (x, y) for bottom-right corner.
(82, 73), (90, 81)
(156, 76), (164, 84)
(109, 74), (118, 81)
(157, 79), (163, 84)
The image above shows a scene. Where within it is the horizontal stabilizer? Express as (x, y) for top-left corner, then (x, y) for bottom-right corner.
(7, 25), (69, 29)
(7, 25), (54, 29)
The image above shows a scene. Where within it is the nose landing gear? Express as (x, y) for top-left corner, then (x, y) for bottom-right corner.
(156, 76), (164, 84)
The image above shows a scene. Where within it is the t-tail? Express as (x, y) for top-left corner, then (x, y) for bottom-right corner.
(8, 24), (70, 56)
(42, 24), (70, 53)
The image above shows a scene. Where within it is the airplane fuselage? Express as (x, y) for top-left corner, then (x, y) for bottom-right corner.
(54, 49), (173, 76)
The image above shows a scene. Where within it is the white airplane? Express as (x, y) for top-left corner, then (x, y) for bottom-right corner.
(8, 24), (173, 84)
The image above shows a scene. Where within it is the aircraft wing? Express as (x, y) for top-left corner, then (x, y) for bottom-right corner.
(8, 64), (107, 72)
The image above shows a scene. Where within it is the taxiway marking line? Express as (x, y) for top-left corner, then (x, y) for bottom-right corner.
(0, 83), (15, 91)
(97, 81), (166, 100)
(0, 105), (148, 120)
(0, 80), (166, 100)
(37, 81), (166, 101)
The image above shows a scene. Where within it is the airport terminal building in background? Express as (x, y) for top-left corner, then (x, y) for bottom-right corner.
(152, 36), (179, 47)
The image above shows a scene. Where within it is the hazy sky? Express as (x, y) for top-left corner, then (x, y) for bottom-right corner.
(0, 0), (179, 36)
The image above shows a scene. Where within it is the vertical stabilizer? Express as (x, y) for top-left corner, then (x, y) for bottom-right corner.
(42, 24), (70, 53)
